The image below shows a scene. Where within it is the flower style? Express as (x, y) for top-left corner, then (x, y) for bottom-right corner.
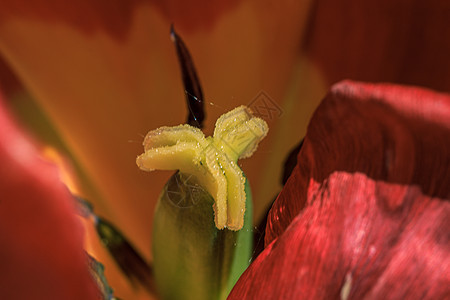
(229, 81), (450, 299)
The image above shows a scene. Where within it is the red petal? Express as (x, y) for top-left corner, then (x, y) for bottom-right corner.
(267, 81), (450, 244)
(304, 0), (450, 92)
(230, 81), (450, 298)
(230, 172), (450, 299)
(0, 93), (99, 299)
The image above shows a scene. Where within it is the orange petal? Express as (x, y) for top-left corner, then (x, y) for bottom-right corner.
(0, 0), (315, 264)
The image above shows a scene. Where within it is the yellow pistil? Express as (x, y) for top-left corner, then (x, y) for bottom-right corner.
(136, 106), (268, 230)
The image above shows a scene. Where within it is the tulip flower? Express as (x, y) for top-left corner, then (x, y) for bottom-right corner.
(0, 0), (449, 299)
(229, 80), (450, 299)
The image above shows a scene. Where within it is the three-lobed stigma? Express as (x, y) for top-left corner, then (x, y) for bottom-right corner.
(136, 105), (268, 230)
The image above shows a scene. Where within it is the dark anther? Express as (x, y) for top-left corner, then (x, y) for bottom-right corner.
(95, 217), (157, 295)
(171, 25), (205, 129)
(73, 195), (94, 218)
(86, 252), (115, 300)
